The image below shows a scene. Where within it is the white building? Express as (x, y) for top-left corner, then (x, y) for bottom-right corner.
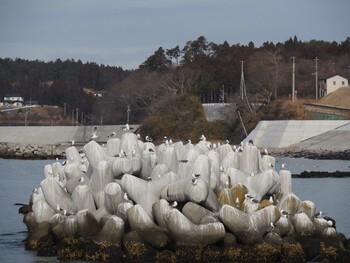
(319, 75), (349, 97)
(3, 93), (24, 107)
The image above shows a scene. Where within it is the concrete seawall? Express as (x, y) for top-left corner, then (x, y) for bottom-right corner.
(0, 125), (140, 145)
(244, 120), (350, 150)
(0, 125), (140, 159)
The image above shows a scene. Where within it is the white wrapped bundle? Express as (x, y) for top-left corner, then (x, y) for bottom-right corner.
(52, 215), (78, 240)
(119, 132), (140, 157)
(218, 204), (281, 245)
(279, 169), (292, 195)
(76, 209), (101, 238)
(182, 202), (215, 224)
(65, 146), (82, 165)
(220, 151), (240, 171)
(150, 164), (169, 180)
(217, 143), (233, 164)
(158, 146), (178, 173)
(163, 208), (225, 246)
(297, 200), (316, 219)
(83, 141), (112, 169)
(152, 199), (175, 228)
(277, 193), (301, 216)
(191, 155), (211, 186)
(260, 154), (276, 171)
(292, 212), (316, 236)
(171, 141), (186, 160)
(64, 162), (86, 181)
(44, 164), (53, 178)
(239, 144), (261, 175)
(206, 150), (220, 177)
(104, 182), (124, 215)
(247, 169), (279, 201)
(90, 160), (114, 208)
(106, 137), (121, 157)
(65, 174), (89, 195)
(127, 204), (169, 248)
(96, 215), (125, 243)
(111, 157), (132, 178)
(121, 173), (178, 219)
(71, 184), (96, 213)
(160, 177), (209, 204)
(40, 177), (73, 212)
(32, 199), (55, 223)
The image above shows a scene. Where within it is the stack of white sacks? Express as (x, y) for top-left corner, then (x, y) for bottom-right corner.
(26, 132), (337, 247)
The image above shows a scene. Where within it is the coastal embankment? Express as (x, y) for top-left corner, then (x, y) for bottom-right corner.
(0, 125), (139, 159)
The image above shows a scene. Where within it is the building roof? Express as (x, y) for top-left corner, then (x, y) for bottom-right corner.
(4, 93), (23, 97)
(319, 74), (348, 81)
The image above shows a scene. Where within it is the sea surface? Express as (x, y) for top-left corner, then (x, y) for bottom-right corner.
(0, 157), (349, 262)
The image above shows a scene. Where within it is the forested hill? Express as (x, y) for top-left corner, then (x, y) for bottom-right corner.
(1, 36), (350, 128)
(0, 58), (131, 116)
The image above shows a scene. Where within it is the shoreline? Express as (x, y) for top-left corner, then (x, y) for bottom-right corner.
(1, 141), (349, 161)
(268, 146), (350, 160)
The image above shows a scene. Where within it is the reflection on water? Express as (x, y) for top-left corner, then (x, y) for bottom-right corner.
(0, 158), (349, 262)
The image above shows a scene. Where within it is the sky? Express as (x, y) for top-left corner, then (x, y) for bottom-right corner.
(0, 0), (349, 70)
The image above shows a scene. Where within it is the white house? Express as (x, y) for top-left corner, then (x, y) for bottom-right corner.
(319, 75), (349, 97)
(3, 93), (24, 107)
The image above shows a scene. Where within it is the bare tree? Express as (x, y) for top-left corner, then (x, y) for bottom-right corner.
(160, 68), (201, 95)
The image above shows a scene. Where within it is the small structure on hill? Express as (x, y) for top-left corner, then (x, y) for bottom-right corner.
(3, 93), (24, 107)
(319, 74), (349, 97)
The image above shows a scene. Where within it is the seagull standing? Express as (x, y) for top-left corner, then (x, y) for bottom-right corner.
(145, 136), (153, 142)
(108, 131), (116, 138)
(89, 126), (98, 141)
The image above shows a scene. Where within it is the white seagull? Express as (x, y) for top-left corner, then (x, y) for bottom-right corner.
(89, 126), (98, 141)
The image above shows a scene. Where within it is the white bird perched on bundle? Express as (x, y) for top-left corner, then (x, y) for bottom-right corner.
(122, 123), (134, 131)
(199, 134), (206, 141)
(89, 126), (98, 141)
(281, 163), (285, 169)
(108, 131), (116, 138)
(124, 192), (129, 201)
(145, 135), (153, 142)
(235, 197), (240, 207)
(269, 196), (274, 204)
(171, 201), (178, 208)
(191, 173), (200, 184)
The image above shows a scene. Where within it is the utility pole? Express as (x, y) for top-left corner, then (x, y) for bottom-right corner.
(291, 57), (295, 102)
(220, 84), (225, 103)
(314, 57), (319, 100)
(127, 105), (130, 124)
(76, 108), (79, 125)
(240, 61), (244, 100)
(63, 102), (67, 116)
(71, 110), (74, 125)
(81, 112), (84, 125)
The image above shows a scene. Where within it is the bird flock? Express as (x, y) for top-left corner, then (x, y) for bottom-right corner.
(23, 130), (339, 249)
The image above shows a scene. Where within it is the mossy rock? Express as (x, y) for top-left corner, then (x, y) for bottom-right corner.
(222, 246), (242, 261)
(123, 241), (155, 261)
(280, 242), (306, 263)
(251, 243), (281, 262)
(57, 237), (125, 261)
(154, 249), (177, 263)
(202, 246), (223, 262)
(319, 242), (350, 263)
(174, 244), (204, 262)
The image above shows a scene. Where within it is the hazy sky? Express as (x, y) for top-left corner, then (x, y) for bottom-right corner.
(1, 0), (349, 69)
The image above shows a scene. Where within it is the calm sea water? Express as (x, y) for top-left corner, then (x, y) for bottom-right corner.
(0, 157), (349, 262)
